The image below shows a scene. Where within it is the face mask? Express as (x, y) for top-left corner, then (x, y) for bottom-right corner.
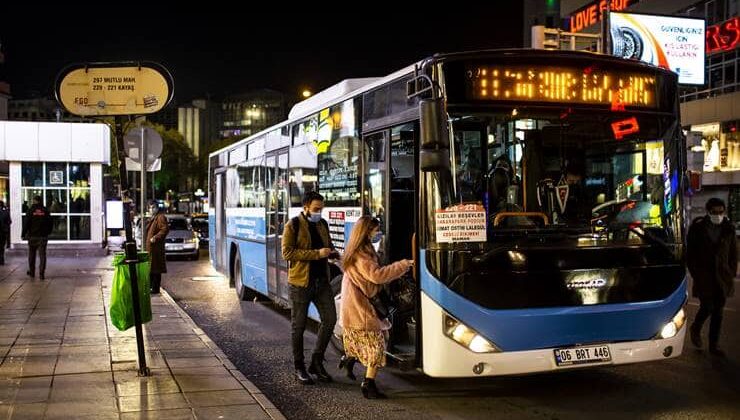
(306, 211), (322, 223)
(710, 214), (724, 225)
(371, 232), (382, 243)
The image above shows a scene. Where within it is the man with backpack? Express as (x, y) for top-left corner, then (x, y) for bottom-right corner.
(282, 191), (338, 384)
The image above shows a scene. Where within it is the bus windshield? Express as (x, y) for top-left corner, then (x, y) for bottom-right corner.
(432, 108), (682, 254)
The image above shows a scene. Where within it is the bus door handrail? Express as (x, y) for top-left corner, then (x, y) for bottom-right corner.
(493, 212), (550, 227)
(411, 233), (417, 282)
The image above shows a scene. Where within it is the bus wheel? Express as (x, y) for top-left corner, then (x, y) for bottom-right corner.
(233, 253), (255, 301)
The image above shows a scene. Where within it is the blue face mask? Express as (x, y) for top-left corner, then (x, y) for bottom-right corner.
(306, 211), (322, 223)
(371, 232), (383, 243)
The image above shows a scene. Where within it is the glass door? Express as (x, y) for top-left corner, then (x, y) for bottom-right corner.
(363, 131), (389, 262)
(266, 149), (290, 301)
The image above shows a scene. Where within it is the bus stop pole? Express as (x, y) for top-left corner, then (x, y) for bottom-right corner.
(114, 116), (150, 376)
(140, 128), (147, 247)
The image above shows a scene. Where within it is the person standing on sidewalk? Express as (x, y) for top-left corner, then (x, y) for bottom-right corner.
(145, 201), (169, 294)
(282, 191), (338, 385)
(687, 197), (737, 356)
(0, 201), (11, 264)
(21, 196), (52, 279)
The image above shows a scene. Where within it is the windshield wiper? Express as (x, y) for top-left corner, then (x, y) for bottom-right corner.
(627, 226), (675, 258)
(472, 243), (513, 264)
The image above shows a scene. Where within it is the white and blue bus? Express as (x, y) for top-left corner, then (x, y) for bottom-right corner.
(208, 49), (688, 377)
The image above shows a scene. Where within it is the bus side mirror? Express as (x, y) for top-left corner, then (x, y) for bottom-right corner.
(419, 98), (450, 172)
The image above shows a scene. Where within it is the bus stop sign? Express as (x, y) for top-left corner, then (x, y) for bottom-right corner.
(55, 62), (173, 117)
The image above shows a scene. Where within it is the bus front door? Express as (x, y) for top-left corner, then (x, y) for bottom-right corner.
(266, 149), (290, 303)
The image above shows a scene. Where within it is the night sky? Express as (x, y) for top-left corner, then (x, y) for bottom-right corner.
(1, 6), (524, 103)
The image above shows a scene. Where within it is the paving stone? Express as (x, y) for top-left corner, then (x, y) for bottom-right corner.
(50, 372), (115, 402)
(184, 389), (257, 407)
(7, 402), (47, 419)
(174, 373), (243, 392)
(54, 353), (111, 375)
(193, 404), (271, 420)
(118, 392), (189, 412)
(115, 369), (181, 397)
(119, 407), (195, 420)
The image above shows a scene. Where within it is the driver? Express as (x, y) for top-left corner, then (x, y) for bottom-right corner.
(559, 160), (587, 223)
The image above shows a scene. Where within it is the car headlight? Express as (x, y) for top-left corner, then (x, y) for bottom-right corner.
(443, 313), (500, 353)
(656, 308), (685, 339)
(186, 237), (197, 243)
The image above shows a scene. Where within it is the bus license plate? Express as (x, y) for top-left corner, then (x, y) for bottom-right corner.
(554, 345), (611, 366)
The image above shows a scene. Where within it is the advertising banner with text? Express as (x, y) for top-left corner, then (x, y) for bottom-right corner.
(609, 12), (705, 85)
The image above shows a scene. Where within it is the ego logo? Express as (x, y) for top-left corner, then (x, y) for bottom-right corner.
(566, 278), (607, 290)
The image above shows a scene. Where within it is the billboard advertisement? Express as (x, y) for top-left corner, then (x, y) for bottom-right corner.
(609, 12), (705, 85)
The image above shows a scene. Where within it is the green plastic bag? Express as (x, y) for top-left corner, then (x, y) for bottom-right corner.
(110, 252), (152, 331)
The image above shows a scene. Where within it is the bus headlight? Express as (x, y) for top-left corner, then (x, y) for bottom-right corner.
(443, 313), (500, 353)
(657, 308), (685, 339)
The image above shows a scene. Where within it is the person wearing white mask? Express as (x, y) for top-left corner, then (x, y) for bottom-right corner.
(687, 197), (737, 356)
(282, 191), (339, 384)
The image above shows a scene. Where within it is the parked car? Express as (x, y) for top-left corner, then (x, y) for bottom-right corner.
(190, 215), (209, 246)
(164, 214), (200, 260)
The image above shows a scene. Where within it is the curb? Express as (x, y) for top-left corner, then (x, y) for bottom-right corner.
(160, 289), (287, 420)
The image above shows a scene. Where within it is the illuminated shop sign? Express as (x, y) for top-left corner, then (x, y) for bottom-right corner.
(609, 12), (705, 85)
(568, 0), (635, 33)
(465, 64), (657, 108)
(706, 17), (740, 54)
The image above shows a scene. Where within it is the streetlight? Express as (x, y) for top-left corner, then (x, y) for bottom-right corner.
(302, 89), (312, 98)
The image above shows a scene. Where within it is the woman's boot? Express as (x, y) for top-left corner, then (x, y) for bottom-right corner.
(338, 355), (357, 381)
(360, 378), (387, 399)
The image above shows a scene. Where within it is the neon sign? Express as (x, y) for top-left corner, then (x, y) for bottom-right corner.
(611, 117), (640, 139)
(568, 0), (634, 33)
(706, 17), (740, 54)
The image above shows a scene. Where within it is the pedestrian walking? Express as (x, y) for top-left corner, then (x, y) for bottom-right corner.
(21, 196), (52, 279)
(687, 197), (737, 357)
(340, 216), (413, 398)
(0, 201), (11, 264)
(281, 191), (338, 385)
(145, 200), (169, 294)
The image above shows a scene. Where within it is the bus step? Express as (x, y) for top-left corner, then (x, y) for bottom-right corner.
(386, 351), (416, 370)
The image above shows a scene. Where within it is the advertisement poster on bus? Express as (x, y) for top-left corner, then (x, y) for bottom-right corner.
(325, 207), (361, 254)
(226, 208), (266, 242)
(435, 204), (487, 243)
(609, 12), (705, 85)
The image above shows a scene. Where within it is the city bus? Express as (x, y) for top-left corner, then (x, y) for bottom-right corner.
(208, 49), (688, 377)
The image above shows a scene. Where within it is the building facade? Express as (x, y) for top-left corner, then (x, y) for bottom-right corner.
(530, 0), (740, 225)
(0, 121), (110, 249)
(220, 89), (286, 139)
(178, 99), (220, 158)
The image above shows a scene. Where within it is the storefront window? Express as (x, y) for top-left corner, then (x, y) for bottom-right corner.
(20, 162), (92, 240)
(22, 163), (43, 187)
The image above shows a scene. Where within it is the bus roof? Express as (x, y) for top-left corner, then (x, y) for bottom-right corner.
(209, 62), (420, 158)
(288, 78), (381, 120)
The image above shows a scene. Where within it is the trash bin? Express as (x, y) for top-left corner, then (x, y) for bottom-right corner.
(110, 252), (152, 331)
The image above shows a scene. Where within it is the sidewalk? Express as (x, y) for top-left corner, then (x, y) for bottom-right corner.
(0, 254), (285, 420)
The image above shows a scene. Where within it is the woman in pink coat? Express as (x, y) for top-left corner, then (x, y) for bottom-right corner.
(340, 216), (413, 398)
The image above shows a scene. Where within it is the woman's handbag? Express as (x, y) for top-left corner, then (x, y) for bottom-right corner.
(349, 273), (396, 321)
(367, 289), (396, 320)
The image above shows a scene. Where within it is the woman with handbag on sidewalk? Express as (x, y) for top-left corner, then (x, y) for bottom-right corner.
(339, 216), (413, 399)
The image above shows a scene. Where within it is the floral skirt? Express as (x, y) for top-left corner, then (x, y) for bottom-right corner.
(343, 328), (386, 368)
